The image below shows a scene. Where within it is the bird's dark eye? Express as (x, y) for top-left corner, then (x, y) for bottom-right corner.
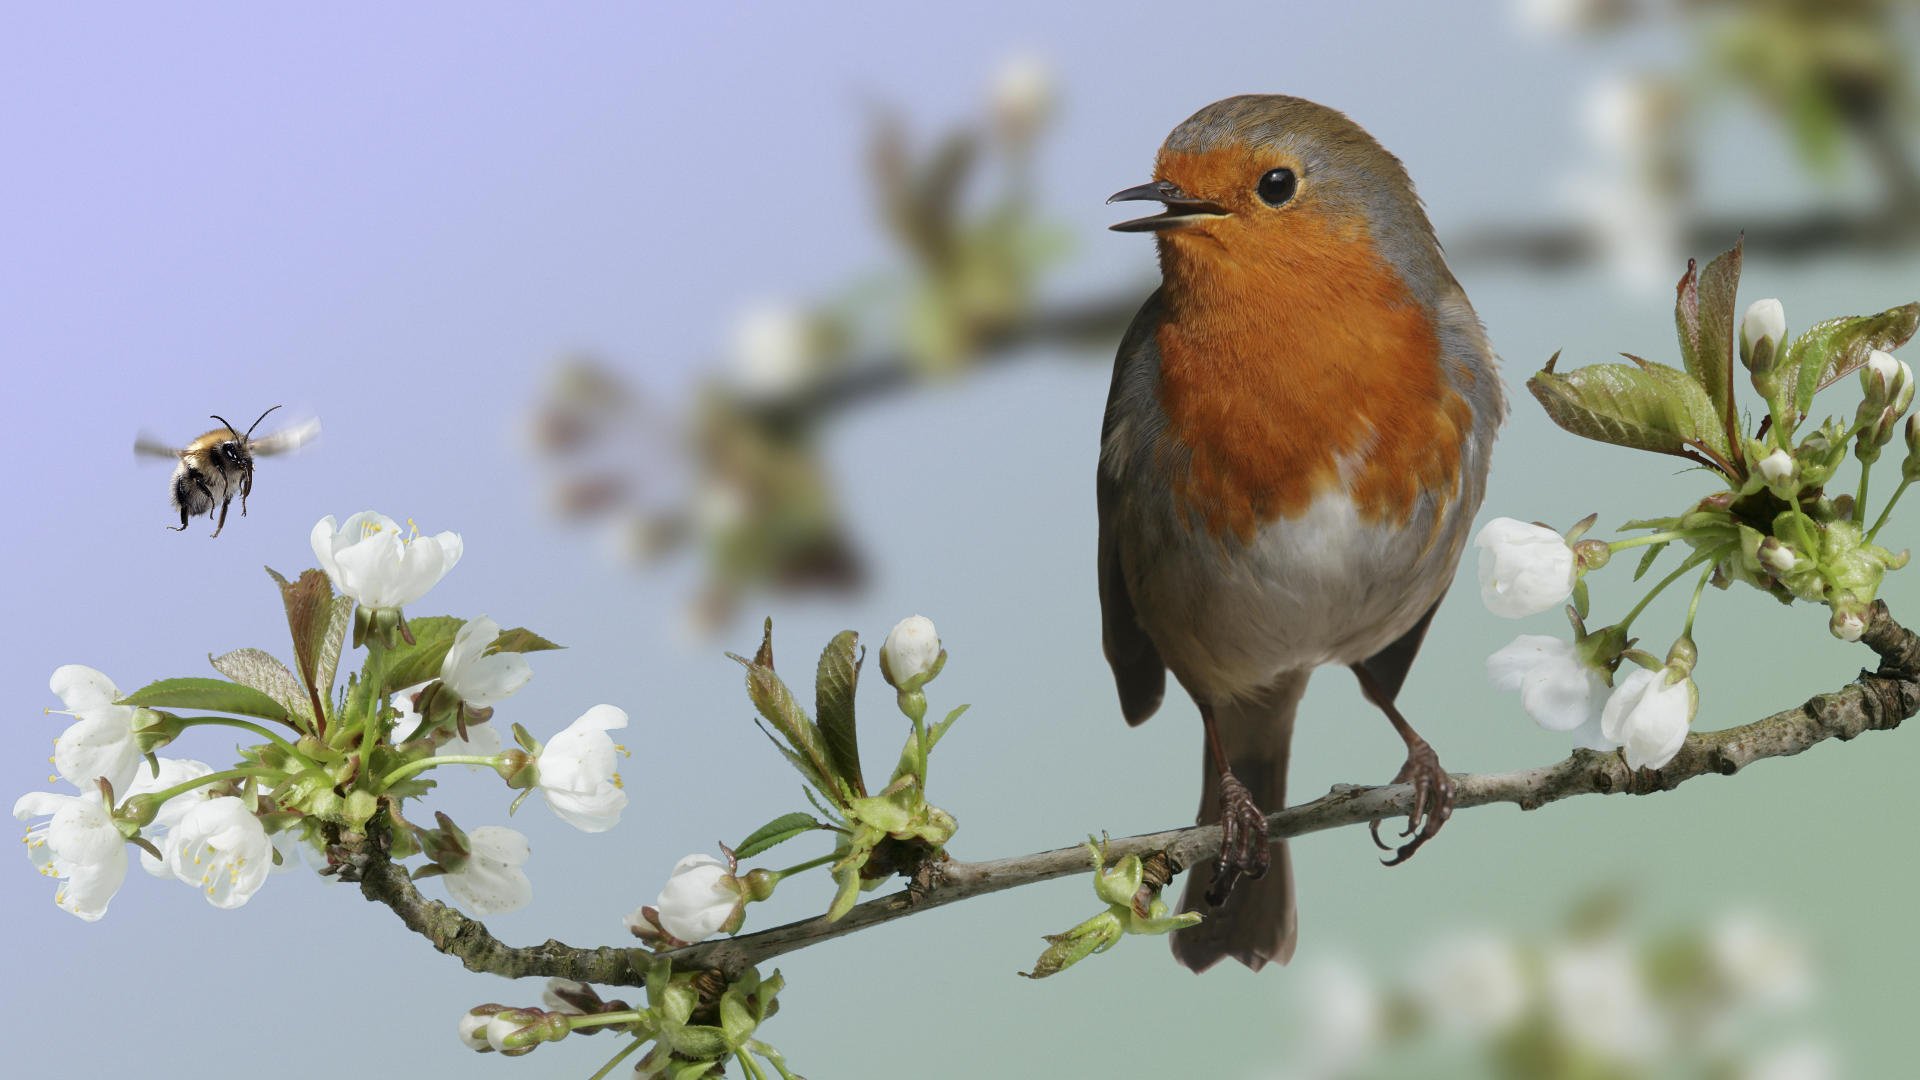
(1256, 167), (1297, 208)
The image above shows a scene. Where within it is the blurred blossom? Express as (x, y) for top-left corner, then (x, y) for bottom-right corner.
(1299, 956), (1382, 1075)
(989, 52), (1052, 142)
(1409, 932), (1528, 1038)
(1567, 74), (1686, 292)
(727, 302), (820, 400)
(1710, 911), (1815, 1010)
(1545, 937), (1664, 1064)
(1511, 0), (1631, 38)
(1743, 1040), (1838, 1080)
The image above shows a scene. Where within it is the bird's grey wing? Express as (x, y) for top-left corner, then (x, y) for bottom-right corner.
(1354, 597), (1443, 704)
(133, 434), (182, 460)
(1099, 289), (1167, 727)
(250, 417), (322, 456)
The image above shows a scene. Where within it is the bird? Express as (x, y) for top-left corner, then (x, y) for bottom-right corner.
(1097, 95), (1504, 973)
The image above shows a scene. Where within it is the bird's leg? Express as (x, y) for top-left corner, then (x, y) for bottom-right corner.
(1200, 701), (1269, 907)
(1352, 665), (1453, 867)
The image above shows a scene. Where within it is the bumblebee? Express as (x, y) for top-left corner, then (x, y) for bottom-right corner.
(135, 406), (320, 536)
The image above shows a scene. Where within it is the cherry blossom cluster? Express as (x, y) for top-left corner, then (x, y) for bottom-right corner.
(1479, 242), (1918, 770)
(15, 511), (626, 921)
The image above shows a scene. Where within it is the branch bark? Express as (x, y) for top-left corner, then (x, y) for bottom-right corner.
(359, 601), (1920, 986)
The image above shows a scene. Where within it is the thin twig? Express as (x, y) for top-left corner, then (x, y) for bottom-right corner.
(359, 601), (1920, 985)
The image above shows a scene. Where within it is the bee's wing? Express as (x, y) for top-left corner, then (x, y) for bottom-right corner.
(250, 416), (322, 457)
(133, 433), (183, 460)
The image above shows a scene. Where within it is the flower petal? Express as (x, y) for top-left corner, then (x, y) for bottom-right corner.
(49, 665), (119, 710)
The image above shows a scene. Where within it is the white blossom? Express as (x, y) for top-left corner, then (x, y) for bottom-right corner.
(652, 853), (742, 944)
(1475, 518), (1577, 618)
(310, 511), (462, 609)
(1545, 938), (1663, 1064)
(48, 664), (147, 797)
(881, 615), (942, 687)
(1742, 298), (1787, 356)
(122, 757), (215, 879)
(165, 796), (272, 909)
(1600, 666), (1696, 770)
(1710, 911), (1813, 1010)
(536, 705), (629, 832)
(441, 616), (532, 708)
(1409, 932), (1529, 1037)
(13, 788), (127, 921)
(442, 825), (532, 916)
(1488, 635), (1609, 735)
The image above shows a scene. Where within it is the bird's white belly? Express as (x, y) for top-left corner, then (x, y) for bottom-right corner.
(1125, 487), (1465, 703)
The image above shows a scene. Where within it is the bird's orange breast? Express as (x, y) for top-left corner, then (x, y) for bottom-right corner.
(1153, 206), (1472, 541)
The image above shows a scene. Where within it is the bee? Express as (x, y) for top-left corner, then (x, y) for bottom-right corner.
(134, 406), (321, 536)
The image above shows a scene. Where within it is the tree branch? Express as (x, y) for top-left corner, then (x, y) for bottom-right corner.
(359, 601), (1920, 986)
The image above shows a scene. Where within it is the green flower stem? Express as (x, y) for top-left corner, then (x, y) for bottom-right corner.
(586, 1036), (645, 1080)
(565, 1010), (648, 1034)
(737, 1049), (772, 1080)
(1682, 559), (1716, 638)
(1619, 547), (1721, 634)
(130, 766), (275, 809)
(1869, 477), (1913, 543)
(1607, 528), (1720, 553)
(356, 636), (393, 762)
(377, 754), (500, 790)
(175, 716), (307, 762)
(770, 852), (838, 879)
(1858, 462), (1873, 524)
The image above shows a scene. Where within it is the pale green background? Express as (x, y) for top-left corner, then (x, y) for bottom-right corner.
(3, 4), (1914, 1077)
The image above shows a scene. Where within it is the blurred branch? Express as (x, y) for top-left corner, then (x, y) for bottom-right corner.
(357, 600), (1920, 984)
(1449, 205), (1920, 268)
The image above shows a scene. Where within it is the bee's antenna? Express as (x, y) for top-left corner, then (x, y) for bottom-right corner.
(241, 404), (283, 441)
(209, 414), (241, 439)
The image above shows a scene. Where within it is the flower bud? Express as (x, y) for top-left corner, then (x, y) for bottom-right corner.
(1756, 448), (1793, 486)
(460, 1005), (507, 1052)
(1474, 518), (1577, 618)
(1741, 299), (1786, 360)
(1863, 350), (1903, 399)
(989, 53), (1052, 143)
(1758, 537), (1798, 576)
(880, 615), (945, 691)
(1829, 596), (1869, 642)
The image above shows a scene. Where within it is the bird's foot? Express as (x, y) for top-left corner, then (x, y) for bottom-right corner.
(1206, 770), (1270, 907)
(1369, 737), (1453, 867)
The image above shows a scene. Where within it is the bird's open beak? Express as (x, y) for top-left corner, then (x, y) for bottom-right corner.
(1107, 181), (1231, 233)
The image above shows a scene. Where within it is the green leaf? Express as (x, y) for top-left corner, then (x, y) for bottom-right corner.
(1674, 241), (1741, 431)
(265, 567), (337, 716)
(925, 703), (970, 754)
(487, 627), (564, 654)
(378, 616), (463, 694)
(734, 812), (828, 859)
(1633, 542), (1669, 582)
(208, 648), (308, 721)
(120, 677), (290, 724)
(1787, 302), (1920, 417)
(312, 596), (354, 714)
(1528, 360), (1732, 466)
(731, 622), (837, 799)
(814, 631), (865, 798)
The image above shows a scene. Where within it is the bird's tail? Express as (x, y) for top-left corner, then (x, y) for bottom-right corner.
(1170, 672), (1308, 973)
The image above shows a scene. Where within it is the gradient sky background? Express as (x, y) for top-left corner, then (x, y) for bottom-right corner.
(5, 4), (1919, 1078)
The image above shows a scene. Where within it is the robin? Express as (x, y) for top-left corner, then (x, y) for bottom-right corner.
(1098, 95), (1504, 972)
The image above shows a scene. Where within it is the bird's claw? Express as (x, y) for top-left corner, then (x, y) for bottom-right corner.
(1207, 771), (1270, 907)
(1370, 738), (1453, 867)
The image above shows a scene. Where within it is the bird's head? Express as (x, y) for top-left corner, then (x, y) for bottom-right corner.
(1109, 95), (1443, 295)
